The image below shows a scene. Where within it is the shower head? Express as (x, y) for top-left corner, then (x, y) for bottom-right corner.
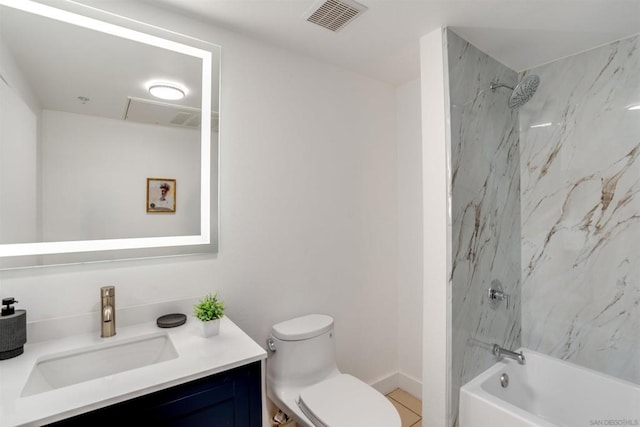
(509, 75), (540, 108)
(490, 75), (540, 109)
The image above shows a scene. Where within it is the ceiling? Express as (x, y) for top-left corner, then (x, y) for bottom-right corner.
(1, 2), (219, 127)
(148, 0), (640, 86)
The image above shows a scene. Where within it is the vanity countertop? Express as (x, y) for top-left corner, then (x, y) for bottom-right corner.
(0, 316), (266, 426)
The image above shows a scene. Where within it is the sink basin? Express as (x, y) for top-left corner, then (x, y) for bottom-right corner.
(21, 332), (178, 396)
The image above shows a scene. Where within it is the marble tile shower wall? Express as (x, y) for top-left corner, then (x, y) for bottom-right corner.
(445, 30), (522, 426)
(520, 34), (640, 384)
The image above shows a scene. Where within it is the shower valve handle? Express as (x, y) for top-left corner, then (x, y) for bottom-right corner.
(488, 280), (509, 309)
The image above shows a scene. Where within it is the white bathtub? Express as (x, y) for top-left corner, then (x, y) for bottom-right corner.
(459, 348), (640, 427)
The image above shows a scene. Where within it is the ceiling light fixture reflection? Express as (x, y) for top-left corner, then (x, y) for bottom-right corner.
(530, 122), (552, 128)
(626, 103), (640, 111)
(148, 83), (186, 100)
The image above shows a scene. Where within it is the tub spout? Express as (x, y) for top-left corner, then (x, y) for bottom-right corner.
(493, 344), (525, 365)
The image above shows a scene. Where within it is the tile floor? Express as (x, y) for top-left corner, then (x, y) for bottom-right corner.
(385, 388), (422, 427)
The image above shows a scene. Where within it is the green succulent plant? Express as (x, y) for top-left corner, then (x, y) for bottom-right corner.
(193, 293), (225, 322)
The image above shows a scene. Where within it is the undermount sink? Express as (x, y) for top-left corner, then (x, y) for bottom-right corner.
(21, 332), (178, 397)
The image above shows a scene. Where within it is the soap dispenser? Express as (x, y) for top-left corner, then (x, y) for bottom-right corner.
(0, 297), (27, 360)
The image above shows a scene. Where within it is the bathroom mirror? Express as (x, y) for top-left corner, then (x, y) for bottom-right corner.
(0, 0), (219, 268)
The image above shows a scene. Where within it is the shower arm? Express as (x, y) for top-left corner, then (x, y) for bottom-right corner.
(489, 82), (514, 91)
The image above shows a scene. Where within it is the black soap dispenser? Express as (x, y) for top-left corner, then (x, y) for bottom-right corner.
(0, 297), (27, 360)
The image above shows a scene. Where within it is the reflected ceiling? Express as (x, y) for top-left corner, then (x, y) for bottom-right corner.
(1, 6), (219, 121)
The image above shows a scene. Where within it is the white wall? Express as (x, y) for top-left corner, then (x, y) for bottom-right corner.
(0, 34), (39, 251)
(0, 0), (399, 389)
(0, 80), (37, 245)
(0, 35), (41, 115)
(420, 28), (450, 427)
(41, 110), (200, 241)
(396, 78), (423, 397)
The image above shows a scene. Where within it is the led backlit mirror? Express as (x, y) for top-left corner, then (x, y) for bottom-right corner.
(0, 0), (219, 268)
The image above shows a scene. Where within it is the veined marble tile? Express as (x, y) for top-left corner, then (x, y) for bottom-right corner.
(520, 34), (640, 384)
(446, 29), (521, 427)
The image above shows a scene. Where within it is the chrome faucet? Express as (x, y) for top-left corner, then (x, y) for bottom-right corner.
(100, 286), (116, 338)
(488, 279), (510, 309)
(493, 344), (525, 365)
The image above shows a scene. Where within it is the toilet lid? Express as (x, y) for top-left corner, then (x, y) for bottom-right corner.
(297, 374), (400, 427)
(272, 314), (333, 341)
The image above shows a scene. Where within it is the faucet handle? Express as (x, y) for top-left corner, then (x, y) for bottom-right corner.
(488, 280), (509, 309)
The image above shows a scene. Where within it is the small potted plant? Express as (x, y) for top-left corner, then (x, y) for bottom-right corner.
(193, 293), (225, 337)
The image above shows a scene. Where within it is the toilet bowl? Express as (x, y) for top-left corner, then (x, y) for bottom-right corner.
(266, 314), (401, 427)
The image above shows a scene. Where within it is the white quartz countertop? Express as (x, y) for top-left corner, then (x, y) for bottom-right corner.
(0, 315), (266, 426)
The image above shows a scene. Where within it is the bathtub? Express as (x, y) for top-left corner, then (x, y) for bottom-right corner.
(459, 348), (640, 427)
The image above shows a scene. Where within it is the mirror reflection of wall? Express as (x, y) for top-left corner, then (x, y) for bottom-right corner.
(0, 1), (219, 266)
(0, 77), (38, 246)
(40, 110), (201, 242)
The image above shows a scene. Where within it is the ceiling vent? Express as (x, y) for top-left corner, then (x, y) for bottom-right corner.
(304, 0), (368, 32)
(124, 97), (219, 132)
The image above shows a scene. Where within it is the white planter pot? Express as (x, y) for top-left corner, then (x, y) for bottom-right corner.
(199, 318), (220, 337)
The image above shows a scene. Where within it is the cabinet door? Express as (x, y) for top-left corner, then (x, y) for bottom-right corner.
(143, 362), (258, 426)
(47, 361), (262, 427)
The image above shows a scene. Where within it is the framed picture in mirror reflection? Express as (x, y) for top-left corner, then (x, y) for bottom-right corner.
(147, 178), (176, 213)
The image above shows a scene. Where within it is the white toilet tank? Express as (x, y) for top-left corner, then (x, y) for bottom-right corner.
(267, 314), (339, 389)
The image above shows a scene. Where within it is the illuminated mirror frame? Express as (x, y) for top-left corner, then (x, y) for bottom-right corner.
(0, 0), (212, 258)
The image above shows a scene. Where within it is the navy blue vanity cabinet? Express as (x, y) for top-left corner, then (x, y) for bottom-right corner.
(46, 361), (261, 427)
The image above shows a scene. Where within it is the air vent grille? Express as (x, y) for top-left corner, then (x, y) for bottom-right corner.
(305, 0), (368, 32)
(170, 112), (192, 126)
(124, 97), (218, 132)
(170, 111), (201, 128)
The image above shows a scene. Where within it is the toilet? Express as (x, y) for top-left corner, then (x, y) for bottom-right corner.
(266, 314), (401, 427)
